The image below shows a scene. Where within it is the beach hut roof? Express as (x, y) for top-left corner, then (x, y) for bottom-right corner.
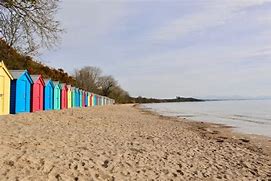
(53, 81), (62, 89)
(30, 75), (45, 85)
(60, 83), (66, 88)
(67, 85), (72, 89)
(10, 70), (33, 83)
(71, 87), (75, 91)
(53, 81), (60, 86)
(44, 79), (54, 87)
(0, 61), (13, 80)
(44, 79), (51, 84)
(10, 70), (26, 79)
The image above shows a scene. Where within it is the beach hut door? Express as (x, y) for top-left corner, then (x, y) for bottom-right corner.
(48, 88), (52, 108)
(17, 80), (27, 112)
(38, 84), (41, 109)
(22, 80), (27, 111)
(0, 76), (4, 114)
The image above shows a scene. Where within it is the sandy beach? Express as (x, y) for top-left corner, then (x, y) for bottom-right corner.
(0, 104), (270, 180)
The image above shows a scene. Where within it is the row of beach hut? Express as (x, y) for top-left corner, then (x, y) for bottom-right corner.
(0, 61), (115, 115)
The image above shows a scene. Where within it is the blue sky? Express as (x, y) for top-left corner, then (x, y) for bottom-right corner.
(41, 0), (271, 98)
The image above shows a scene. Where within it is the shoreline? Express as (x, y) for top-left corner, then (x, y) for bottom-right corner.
(139, 101), (271, 139)
(136, 104), (271, 156)
(0, 104), (270, 180)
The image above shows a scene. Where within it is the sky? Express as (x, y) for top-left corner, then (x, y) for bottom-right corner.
(41, 0), (271, 99)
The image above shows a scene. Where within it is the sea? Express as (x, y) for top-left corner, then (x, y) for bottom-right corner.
(141, 100), (271, 138)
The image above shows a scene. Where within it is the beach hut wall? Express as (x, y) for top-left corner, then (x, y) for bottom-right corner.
(84, 91), (88, 107)
(96, 95), (99, 106)
(75, 88), (80, 107)
(30, 75), (45, 112)
(91, 94), (94, 106)
(44, 79), (54, 110)
(87, 92), (90, 107)
(97, 96), (100, 106)
(89, 93), (93, 107)
(85, 92), (88, 107)
(67, 85), (72, 108)
(10, 70), (33, 114)
(60, 83), (68, 109)
(0, 61), (13, 115)
(93, 95), (96, 106)
(92, 94), (96, 106)
(92, 93), (94, 106)
(82, 91), (85, 107)
(71, 87), (76, 107)
(53, 81), (61, 110)
(79, 90), (83, 107)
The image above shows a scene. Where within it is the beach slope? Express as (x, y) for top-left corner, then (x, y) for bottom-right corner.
(0, 105), (270, 180)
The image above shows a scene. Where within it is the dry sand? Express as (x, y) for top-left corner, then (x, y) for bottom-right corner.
(0, 104), (270, 180)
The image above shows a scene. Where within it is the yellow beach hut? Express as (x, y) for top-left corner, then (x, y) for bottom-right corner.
(67, 85), (72, 108)
(0, 61), (13, 115)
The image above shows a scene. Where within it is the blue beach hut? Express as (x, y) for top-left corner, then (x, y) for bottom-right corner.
(10, 70), (33, 114)
(85, 92), (89, 107)
(44, 79), (54, 110)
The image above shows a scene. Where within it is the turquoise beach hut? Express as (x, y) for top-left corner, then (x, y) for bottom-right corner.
(44, 79), (54, 110)
(74, 88), (79, 107)
(10, 70), (33, 114)
(79, 89), (83, 107)
(93, 94), (97, 106)
(53, 81), (61, 110)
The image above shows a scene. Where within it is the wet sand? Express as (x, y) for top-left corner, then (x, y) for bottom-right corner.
(0, 104), (270, 180)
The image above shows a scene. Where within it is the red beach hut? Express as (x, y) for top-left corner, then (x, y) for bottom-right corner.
(30, 75), (45, 112)
(60, 83), (68, 109)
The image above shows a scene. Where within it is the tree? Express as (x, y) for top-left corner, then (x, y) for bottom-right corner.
(109, 85), (131, 104)
(97, 75), (117, 96)
(74, 66), (102, 92)
(74, 66), (132, 103)
(0, 0), (62, 54)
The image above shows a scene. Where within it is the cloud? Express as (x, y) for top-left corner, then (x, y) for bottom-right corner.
(149, 0), (270, 42)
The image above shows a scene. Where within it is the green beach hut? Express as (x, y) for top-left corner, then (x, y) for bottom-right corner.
(53, 81), (61, 110)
